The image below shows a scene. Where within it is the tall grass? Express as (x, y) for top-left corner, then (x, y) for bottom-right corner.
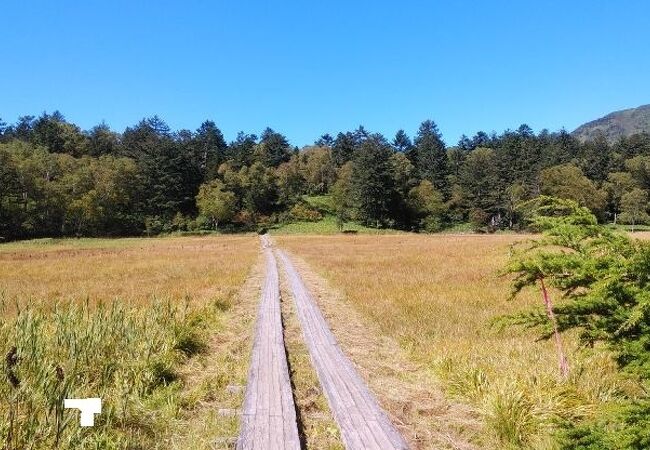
(0, 296), (215, 449)
(0, 235), (259, 449)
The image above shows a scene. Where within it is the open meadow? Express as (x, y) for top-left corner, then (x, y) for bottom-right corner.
(2, 231), (648, 449)
(275, 233), (646, 449)
(0, 235), (259, 449)
(0, 236), (258, 308)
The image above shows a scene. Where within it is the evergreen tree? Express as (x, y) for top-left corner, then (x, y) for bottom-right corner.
(14, 115), (36, 141)
(506, 198), (650, 448)
(332, 131), (357, 166)
(315, 133), (334, 147)
(392, 129), (413, 153)
(121, 116), (191, 218)
(86, 122), (120, 156)
(457, 134), (474, 151)
(458, 147), (502, 224)
(226, 132), (257, 169)
(193, 120), (227, 179)
(471, 131), (492, 148)
(413, 120), (448, 192)
(0, 117), (7, 141)
(259, 127), (291, 167)
(579, 135), (612, 182)
(32, 111), (87, 156)
(351, 136), (395, 227)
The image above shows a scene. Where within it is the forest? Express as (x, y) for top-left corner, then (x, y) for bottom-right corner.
(1, 111), (650, 240)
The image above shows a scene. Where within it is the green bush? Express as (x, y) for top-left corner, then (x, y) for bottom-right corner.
(288, 204), (323, 222)
(558, 400), (650, 449)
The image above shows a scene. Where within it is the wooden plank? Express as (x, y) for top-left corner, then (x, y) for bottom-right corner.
(277, 249), (410, 450)
(237, 241), (300, 449)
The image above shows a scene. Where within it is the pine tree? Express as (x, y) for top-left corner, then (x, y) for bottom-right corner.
(351, 136), (395, 227)
(506, 196), (650, 448)
(392, 129), (413, 153)
(459, 147), (502, 223)
(194, 120), (227, 179)
(315, 133), (334, 147)
(413, 120), (448, 192)
(332, 131), (357, 166)
(507, 196), (650, 370)
(259, 127), (291, 167)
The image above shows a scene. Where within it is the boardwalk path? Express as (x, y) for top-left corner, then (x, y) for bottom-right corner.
(237, 236), (300, 449)
(276, 249), (410, 450)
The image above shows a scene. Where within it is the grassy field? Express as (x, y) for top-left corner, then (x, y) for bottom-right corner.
(3, 232), (647, 448)
(270, 214), (404, 234)
(276, 233), (643, 449)
(0, 235), (259, 449)
(0, 235), (258, 308)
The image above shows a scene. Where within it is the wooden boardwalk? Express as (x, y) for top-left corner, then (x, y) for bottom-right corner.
(237, 237), (300, 450)
(277, 249), (410, 450)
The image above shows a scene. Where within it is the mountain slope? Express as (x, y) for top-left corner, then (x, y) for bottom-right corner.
(572, 104), (650, 142)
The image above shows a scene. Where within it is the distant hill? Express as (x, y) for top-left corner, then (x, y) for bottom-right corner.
(572, 104), (650, 142)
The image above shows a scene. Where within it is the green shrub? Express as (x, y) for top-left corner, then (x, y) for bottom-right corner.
(288, 204), (322, 222)
(558, 400), (650, 449)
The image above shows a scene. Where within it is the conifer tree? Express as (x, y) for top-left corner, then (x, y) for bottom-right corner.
(351, 136), (395, 227)
(413, 120), (448, 192)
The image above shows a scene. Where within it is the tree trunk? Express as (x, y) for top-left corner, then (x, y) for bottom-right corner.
(539, 277), (569, 378)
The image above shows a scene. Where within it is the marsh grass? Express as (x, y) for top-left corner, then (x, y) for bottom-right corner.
(0, 296), (212, 448)
(0, 235), (256, 310)
(277, 234), (643, 448)
(0, 235), (258, 449)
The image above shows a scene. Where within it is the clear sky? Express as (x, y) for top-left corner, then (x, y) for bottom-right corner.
(2, 1), (649, 147)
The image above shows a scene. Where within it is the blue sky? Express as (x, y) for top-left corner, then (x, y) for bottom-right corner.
(2, 1), (649, 146)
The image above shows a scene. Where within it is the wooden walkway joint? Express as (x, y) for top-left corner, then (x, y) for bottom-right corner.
(237, 236), (300, 449)
(277, 249), (410, 450)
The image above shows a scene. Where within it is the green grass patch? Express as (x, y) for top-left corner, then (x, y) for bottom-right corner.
(439, 222), (476, 233)
(270, 215), (402, 235)
(302, 195), (336, 215)
(606, 223), (650, 232)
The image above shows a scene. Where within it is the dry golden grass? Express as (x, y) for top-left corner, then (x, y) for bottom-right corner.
(167, 254), (263, 449)
(0, 235), (260, 449)
(283, 252), (481, 450)
(276, 234), (641, 449)
(0, 235), (258, 309)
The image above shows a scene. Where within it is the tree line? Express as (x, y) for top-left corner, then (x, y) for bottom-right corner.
(1, 111), (650, 240)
